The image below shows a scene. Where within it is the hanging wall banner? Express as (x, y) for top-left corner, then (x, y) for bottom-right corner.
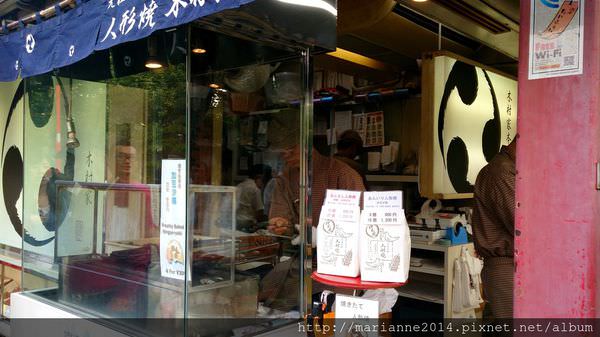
(160, 159), (187, 280)
(0, 0), (251, 80)
(95, 0), (242, 51)
(0, 35), (21, 82)
(19, 17), (59, 78)
(528, 0), (584, 79)
(54, 1), (104, 69)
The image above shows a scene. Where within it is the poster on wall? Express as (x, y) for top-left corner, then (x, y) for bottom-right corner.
(352, 111), (385, 147)
(528, 0), (584, 79)
(24, 77), (107, 258)
(421, 54), (518, 198)
(160, 159), (187, 280)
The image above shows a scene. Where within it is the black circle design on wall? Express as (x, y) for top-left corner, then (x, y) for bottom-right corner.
(27, 74), (54, 128)
(2, 146), (24, 239)
(437, 61), (501, 193)
(481, 70), (501, 163)
(2, 80), (55, 246)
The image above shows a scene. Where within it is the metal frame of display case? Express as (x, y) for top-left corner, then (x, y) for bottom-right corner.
(53, 181), (239, 293)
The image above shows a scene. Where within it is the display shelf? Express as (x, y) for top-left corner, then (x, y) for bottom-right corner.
(248, 108), (285, 115)
(311, 272), (405, 290)
(396, 280), (444, 305)
(365, 175), (418, 183)
(431, 193), (474, 200)
(405, 242), (476, 318)
(411, 242), (448, 252)
(409, 260), (444, 276)
(0, 251), (22, 269)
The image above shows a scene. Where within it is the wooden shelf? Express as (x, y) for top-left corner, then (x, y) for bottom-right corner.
(396, 280), (444, 304)
(409, 260), (444, 276)
(411, 242), (449, 252)
(432, 193), (474, 200)
(365, 175), (418, 183)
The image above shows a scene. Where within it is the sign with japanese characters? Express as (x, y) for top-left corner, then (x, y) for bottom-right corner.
(360, 210), (409, 282)
(97, 0), (242, 50)
(50, 79), (108, 258)
(529, 0), (584, 79)
(360, 190), (410, 283)
(325, 189), (361, 207)
(160, 159), (187, 280)
(0, 0), (250, 78)
(421, 54), (517, 197)
(317, 199), (361, 277)
(335, 295), (379, 319)
(363, 191), (402, 209)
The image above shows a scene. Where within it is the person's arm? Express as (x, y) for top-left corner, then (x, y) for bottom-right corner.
(267, 177), (294, 235)
(493, 168), (516, 234)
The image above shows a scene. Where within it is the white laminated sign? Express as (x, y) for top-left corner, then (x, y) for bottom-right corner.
(360, 191), (410, 282)
(160, 160), (187, 280)
(317, 190), (361, 277)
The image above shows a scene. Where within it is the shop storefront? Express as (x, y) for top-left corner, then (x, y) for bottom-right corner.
(0, 0), (597, 336)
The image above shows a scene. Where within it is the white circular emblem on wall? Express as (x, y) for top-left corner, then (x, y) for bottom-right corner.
(25, 34), (35, 54)
(69, 45), (75, 57)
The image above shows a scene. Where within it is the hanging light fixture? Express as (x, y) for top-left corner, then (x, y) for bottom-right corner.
(192, 47), (207, 54)
(191, 33), (207, 54)
(145, 35), (164, 69)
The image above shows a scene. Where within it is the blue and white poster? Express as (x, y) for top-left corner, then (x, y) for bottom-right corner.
(160, 159), (187, 280)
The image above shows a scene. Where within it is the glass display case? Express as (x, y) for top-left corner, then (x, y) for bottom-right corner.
(16, 0), (326, 332)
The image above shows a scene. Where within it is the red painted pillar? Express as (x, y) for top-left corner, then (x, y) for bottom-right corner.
(515, 0), (600, 317)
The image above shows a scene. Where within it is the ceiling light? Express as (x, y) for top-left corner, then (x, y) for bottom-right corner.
(326, 48), (391, 72)
(146, 35), (164, 69)
(145, 60), (163, 69)
(276, 0), (337, 16)
(413, 0), (428, 2)
(192, 48), (207, 54)
(209, 83), (221, 89)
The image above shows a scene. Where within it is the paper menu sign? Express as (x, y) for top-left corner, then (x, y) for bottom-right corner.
(317, 204), (361, 277)
(335, 295), (379, 319)
(160, 160), (187, 280)
(363, 191), (403, 209)
(360, 191), (410, 283)
(325, 189), (361, 206)
(360, 210), (410, 282)
(335, 295), (380, 337)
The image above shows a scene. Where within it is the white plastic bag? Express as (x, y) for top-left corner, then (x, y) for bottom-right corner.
(452, 247), (483, 313)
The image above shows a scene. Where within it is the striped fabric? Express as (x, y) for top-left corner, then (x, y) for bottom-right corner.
(269, 150), (366, 227)
(481, 258), (514, 318)
(472, 144), (516, 319)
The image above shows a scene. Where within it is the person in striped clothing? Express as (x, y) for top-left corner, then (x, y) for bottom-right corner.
(473, 137), (517, 319)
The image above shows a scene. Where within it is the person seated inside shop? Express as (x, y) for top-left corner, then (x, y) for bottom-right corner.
(236, 164), (269, 232)
(267, 125), (366, 236)
(105, 143), (156, 243)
